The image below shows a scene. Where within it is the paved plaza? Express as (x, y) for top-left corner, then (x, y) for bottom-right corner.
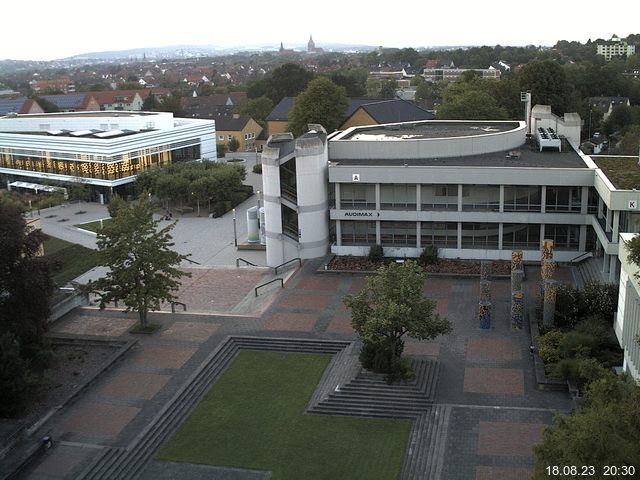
(13, 256), (572, 480)
(11, 171), (573, 479)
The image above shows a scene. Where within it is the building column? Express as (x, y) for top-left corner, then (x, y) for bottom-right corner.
(416, 184), (421, 211)
(540, 186), (547, 213)
(606, 208), (612, 233)
(579, 225), (587, 251)
(498, 223), (504, 250)
(335, 183), (341, 210)
(376, 220), (381, 245)
(603, 253), (609, 274)
(540, 224), (545, 244)
(609, 255), (618, 283)
(580, 186), (589, 215)
(336, 220), (342, 246)
(598, 196), (604, 219)
(416, 222), (421, 249)
(457, 222), (462, 250)
(375, 184), (380, 211)
(499, 185), (505, 213)
(458, 184), (463, 212)
(613, 210), (620, 241)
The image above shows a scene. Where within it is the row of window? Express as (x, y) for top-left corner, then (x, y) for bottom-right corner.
(0, 145), (199, 181)
(217, 132), (257, 142)
(339, 221), (585, 250)
(336, 184), (598, 213)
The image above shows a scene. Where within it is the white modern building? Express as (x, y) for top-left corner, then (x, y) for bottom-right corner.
(616, 233), (640, 380)
(596, 35), (636, 61)
(0, 111), (216, 199)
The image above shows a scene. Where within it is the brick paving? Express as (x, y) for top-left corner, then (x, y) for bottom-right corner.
(18, 262), (576, 480)
(463, 367), (525, 395)
(63, 403), (141, 437)
(477, 421), (545, 456)
(160, 321), (220, 342)
(52, 316), (136, 336)
(475, 466), (533, 480)
(264, 311), (320, 332)
(98, 371), (171, 400)
(466, 337), (521, 361)
(130, 345), (197, 370)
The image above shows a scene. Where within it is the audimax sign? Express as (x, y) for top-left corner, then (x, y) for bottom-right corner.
(343, 211), (380, 217)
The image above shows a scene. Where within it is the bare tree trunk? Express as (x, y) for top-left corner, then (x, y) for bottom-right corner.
(139, 308), (148, 328)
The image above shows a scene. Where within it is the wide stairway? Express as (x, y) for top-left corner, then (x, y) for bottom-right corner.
(575, 256), (606, 286)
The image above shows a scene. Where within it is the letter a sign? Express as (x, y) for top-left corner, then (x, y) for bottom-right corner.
(352, 173), (360, 182)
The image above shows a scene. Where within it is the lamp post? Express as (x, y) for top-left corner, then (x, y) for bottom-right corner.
(232, 208), (237, 247)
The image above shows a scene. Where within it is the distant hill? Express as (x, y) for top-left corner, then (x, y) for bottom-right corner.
(65, 43), (379, 61)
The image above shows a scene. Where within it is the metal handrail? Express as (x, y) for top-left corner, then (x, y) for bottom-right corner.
(274, 257), (301, 275)
(255, 278), (283, 296)
(569, 251), (593, 264)
(236, 257), (258, 267)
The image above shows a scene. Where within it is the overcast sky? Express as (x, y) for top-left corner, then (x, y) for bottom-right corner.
(3, 0), (638, 61)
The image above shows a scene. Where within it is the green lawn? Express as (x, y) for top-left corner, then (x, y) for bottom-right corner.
(43, 235), (101, 285)
(75, 218), (112, 232)
(158, 350), (412, 480)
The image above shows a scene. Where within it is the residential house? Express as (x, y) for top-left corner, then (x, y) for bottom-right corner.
(588, 97), (631, 120)
(340, 99), (435, 129)
(38, 94), (100, 112)
(30, 76), (75, 94)
(216, 114), (263, 152)
(266, 97), (434, 136)
(597, 35), (636, 61)
(0, 97), (45, 116)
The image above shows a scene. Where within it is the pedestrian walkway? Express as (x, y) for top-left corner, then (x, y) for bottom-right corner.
(15, 260), (573, 480)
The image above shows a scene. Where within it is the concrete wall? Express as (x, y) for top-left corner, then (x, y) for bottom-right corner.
(615, 233), (640, 380)
(330, 121), (526, 160)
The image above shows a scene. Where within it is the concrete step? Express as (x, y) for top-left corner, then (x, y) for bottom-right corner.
(310, 404), (418, 419)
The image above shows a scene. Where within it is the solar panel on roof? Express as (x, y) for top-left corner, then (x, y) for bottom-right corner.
(69, 130), (94, 137)
(93, 130), (125, 138)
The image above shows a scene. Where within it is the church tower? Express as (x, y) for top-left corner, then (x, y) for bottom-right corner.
(308, 35), (315, 52)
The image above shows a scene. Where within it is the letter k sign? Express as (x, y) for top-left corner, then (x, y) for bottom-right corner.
(630, 200), (637, 209)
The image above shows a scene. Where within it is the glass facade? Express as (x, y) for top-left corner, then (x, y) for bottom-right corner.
(0, 144), (199, 181)
(381, 221), (416, 246)
(341, 220), (376, 245)
(461, 185), (500, 211)
(544, 224), (580, 250)
(421, 184), (458, 211)
(421, 222), (458, 247)
(503, 186), (542, 212)
(341, 184), (376, 209)
(545, 186), (580, 212)
(380, 184), (416, 210)
(461, 223), (500, 249)
(502, 223), (541, 249)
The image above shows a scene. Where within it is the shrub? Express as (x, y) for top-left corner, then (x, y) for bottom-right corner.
(550, 357), (611, 389)
(368, 244), (384, 263)
(0, 333), (35, 417)
(419, 245), (439, 265)
(538, 329), (564, 366)
(253, 163), (262, 174)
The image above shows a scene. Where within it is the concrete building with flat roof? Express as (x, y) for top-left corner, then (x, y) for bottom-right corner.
(0, 110), (216, 199)
(261, 108), (640, 379)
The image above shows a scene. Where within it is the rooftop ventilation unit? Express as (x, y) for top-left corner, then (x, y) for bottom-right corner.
(535, 127), (561, 152)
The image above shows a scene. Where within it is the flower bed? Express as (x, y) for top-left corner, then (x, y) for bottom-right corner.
(327, 256), (510, 275)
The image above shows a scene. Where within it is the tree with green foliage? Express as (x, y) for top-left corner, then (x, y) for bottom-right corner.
(519, 60), (577, 115)
(235, 96), (274, 128)
(89, 197), (191, 328)
(228, 136), (240, 152)
(616, 124), (640, 155)
(330, 68), (368, 97)
(532, 375), (640, 478)
(142, 93), (160, 111)
(248, 63), (315, 105)
(287, 77), (348, 136)
(437, 76), (508, 120)
(0, 203), (54, 416)
(32, 95), (59, 113)
(344, 260), (452, 379)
